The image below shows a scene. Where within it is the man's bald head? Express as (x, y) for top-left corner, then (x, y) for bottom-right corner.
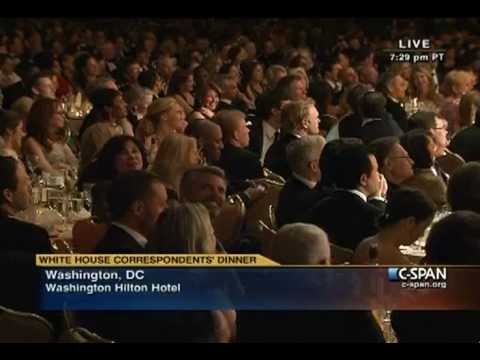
(194, 120), (224, 163)
(272, 223), (331, 265)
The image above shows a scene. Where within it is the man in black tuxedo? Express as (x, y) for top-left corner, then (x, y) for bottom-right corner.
(276, 135), (327, 227)
(247, 91), (283, 164)
(359, 91), (403, 145)
(264, 98), (320, 180)
(450, 112), (480, 162)
(0, 156), (50, 255)
(216, 75), (242, 112)
(95, 170), (168, 254)
(305, 143), (387, 250)
(215, 109), (264, 193)
(0, 156), (58, 326)
(368, 136), (414, 201)
(338, 84), (370, 139)
(378, 72), (409, 132)
(322, 58), (344, 105)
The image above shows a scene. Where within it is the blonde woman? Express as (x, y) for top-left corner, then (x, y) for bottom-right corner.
(407, 64), (444, 113)
(152, 133), (201, 200)
(138, 97), (188, 163)
(439, 70), (473, 134)
(147, 201), (236, 343)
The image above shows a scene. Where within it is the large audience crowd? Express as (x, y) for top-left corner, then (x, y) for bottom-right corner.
(1, 18), (480, 342)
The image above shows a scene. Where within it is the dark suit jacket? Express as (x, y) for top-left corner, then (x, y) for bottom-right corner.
(304, 190), (385, 250)
(2, 81), (27, 109)
(401, 169), (447, 209)
(0, 215), (62, 332)
(95, 225), (145, 254)
(264, 133), (300, 180)
(385, 97), (408, 132)
(217, 143), (263, 193)
(450, 123), (480, 162)
(338, 112), (362, 139)
(247, 117), (264, 157)
(0, 214), (51, 254)
(360, 114), (404, 145)
(276, 177), (326, 227)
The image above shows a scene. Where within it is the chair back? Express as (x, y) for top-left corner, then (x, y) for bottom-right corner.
(72, 218), (108, 253)
(51, 239), (74, 254)
(213, 194), (246, 250)
(245, 178), (284, 237)
(0, 305), (54, 343)
(257, 220), (278, 258)
(58, 327), (114, 343)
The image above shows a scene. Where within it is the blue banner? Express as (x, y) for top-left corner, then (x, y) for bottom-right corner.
(38, 267), (480, 310)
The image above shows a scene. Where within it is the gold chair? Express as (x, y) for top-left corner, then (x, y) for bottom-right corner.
(58, 327), (114, 343)
(51, 238), (74, 254)
(72, 218), (108, 253)
(245, 177), (284, 240)
(0, 305), (54, 343)
(213, 194), (246, 250)
(258, 220), (278, 258)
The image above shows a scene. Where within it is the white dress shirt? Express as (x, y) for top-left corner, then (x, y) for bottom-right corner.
(111, 222), (148, 249)
(347, 189), (368, 202)
(292, 173), (317, 189)
(261, 121), (278, 164)
(347, 189), (386, 203)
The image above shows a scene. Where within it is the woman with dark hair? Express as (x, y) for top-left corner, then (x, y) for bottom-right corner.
(167, 69), (195, 115)
(0, 110), (26, 160)
(193, 65), (210, 94)
(353, 187), (436, 265)
(400, 130), (447, 209)
(240, 60), (264, 107)
(78, 135), (148, 221)
(391, 210), (480, 342)
(188, 84), (220, 121)
(73, 53), (99, 92)
(79, 135), (147, 185)
(23, 98), (78, 175)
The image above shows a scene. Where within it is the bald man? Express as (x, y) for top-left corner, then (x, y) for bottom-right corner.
(272, 223), (331, 265)
(192, 120), (224, 164)
(214, 110), (263, 192)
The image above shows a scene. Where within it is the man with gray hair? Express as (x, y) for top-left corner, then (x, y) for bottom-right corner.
(377, 71), (409, 131)
(276, 135), (327, 227)
(216, 75), (240, 112)
(272, 223), (331, 265)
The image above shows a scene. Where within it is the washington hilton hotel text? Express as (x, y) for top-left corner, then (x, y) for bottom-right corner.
(44, 270), (180, 295)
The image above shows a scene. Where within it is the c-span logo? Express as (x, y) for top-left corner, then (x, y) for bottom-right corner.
(388, 267), (447, 289)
